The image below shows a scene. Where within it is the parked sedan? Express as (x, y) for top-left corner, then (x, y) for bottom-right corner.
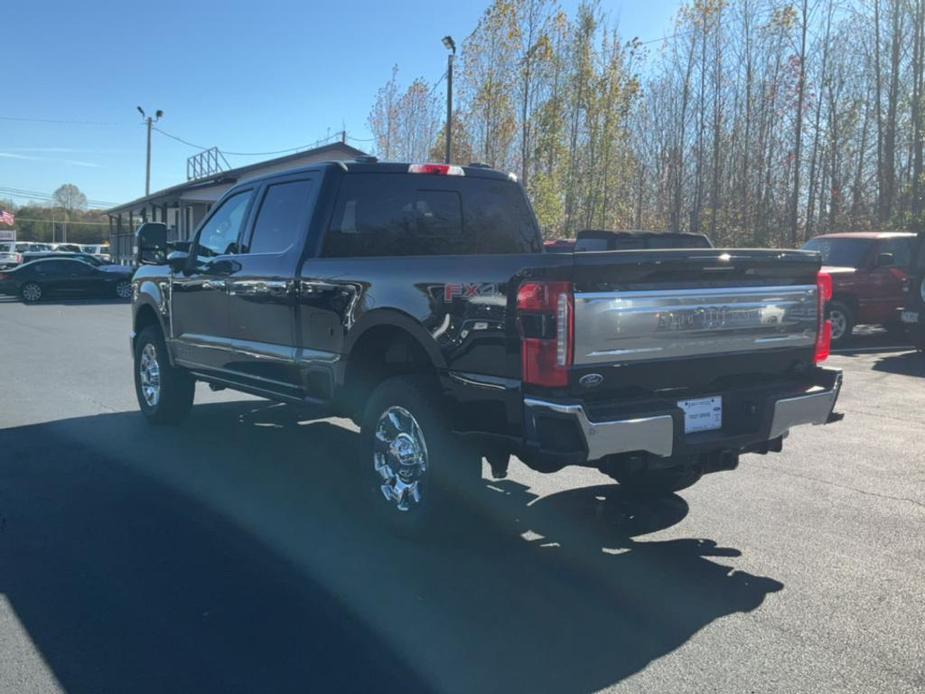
(20, 251), (123, 269)
(0, 257), (133, 303)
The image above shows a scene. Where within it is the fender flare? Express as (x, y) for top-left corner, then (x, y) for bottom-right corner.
(132, 278), (172, 357)
(343, 308), (447, 374)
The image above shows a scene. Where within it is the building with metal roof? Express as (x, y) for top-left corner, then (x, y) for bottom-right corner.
(106, 141), (366, 264)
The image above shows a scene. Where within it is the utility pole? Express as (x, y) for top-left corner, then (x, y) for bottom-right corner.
(442, 36), (456, 164)
(137, 107), (164, 196)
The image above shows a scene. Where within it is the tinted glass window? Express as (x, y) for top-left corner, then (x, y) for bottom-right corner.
(247, 180), (312, 254)
(325, 176), (466, 257)
(915, 235), (925, 270)
(323, 174), (539, 257)
(196, 191), (252, 258)
(802, 237), (874, 268)
(67, 261), (94, 275)
(33, 260), (70, 275)
(881, 238), (913, 267)
(465, 181), (539, 254)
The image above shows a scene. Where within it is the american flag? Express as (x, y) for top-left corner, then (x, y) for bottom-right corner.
(0, 209), (14, 226)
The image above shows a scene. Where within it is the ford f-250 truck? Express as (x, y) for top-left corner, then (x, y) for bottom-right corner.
(131, 160), (842, 530)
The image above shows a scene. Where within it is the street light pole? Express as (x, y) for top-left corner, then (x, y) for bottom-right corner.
(137, 107), (164, 196)
(442, 36), (456, 164)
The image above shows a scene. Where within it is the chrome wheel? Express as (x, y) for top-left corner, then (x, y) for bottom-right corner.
(115, 280), (132, 299)
(373, 406), (429, 512)
(829, 308), (848, 341)
(138, 343), (161, 407)
(21, 283), (41, 302)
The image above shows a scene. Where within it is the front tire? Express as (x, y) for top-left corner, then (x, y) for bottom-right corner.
(20, 282), (43, 304)
(827, 300), (854, 346)
(134, 326), (194, 425)
(361, 375), (480, 535)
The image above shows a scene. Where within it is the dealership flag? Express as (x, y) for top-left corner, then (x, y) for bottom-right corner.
(0, 209), (13, 226)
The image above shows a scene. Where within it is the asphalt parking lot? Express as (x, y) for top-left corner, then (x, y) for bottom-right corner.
(0, 297), (923, 694)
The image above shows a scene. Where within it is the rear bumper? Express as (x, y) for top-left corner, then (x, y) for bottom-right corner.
(522, 367), (843, 467)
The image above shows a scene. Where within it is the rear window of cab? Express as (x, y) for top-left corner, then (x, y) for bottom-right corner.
(322, 173), (541, 257)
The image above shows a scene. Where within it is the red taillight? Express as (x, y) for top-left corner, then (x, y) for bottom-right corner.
(408, 163), (465, 176)
(517, 281), (573, 387)
(815, 271), (833, 364)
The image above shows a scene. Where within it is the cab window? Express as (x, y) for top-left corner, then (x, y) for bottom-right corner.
(880, 238), (912, 268)
(195, 191), (252, 258)
(246, 180), (312, 254)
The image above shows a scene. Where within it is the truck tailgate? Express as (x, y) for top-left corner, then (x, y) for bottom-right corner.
(564, 249), (822, 391)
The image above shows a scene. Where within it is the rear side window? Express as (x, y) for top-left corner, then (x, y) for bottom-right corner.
(802, 238), (874, 268)
(915, 236), (925, 270)
(322, 174), (539, 257)
(881, 237), (913, 267)
(247, 180), (313, 254)
(464, 181), (539, 254)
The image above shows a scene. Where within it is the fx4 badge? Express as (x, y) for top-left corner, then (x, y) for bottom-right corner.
(439, 283), (501, 302)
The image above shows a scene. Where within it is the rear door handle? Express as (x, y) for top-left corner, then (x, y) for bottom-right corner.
(203, 279), (227, 290)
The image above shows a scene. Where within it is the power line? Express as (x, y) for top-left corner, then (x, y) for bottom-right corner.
(0, 184), (116, 204)
(222, 132), (343, 156)
(152, 126), (346, 157)
(150, 126), (210, 150)
(9, 217), (110, 226)
(0, 186), (116, 208)
(0, 115), (120, 126)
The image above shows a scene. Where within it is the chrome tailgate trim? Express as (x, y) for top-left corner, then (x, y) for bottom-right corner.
(573, 284), (817, 365)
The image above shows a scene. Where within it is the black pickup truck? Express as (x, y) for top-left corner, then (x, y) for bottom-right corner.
(131, 160), (842, 527)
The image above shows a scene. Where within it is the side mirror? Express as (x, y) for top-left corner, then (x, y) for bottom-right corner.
(166, 250), (189, 273)
(135, 222), (169, 265)
(168, 240), (191, 254)
(876, 252), (895, 267)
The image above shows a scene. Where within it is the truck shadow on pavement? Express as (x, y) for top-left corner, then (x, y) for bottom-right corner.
(872, 350), (925, 377)
(0, 401), (784, 694)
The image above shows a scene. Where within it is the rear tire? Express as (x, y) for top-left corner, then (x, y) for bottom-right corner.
(20, 282), (42, 304)
(134, 325), (194, 425)
(827, 301), (854, 346)
(609, 467), (703, 496)
(361, 375), (481, 537)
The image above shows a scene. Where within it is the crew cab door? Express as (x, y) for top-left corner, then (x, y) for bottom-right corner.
(222, 175), (317, 393)
(170, 189), (254, 372)
(862, 237), (913, 324)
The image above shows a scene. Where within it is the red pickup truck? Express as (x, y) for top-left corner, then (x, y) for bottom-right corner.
(801, 232), (916, 345)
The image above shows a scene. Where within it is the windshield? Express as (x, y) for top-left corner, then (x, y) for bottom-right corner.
(802, 237), (874, 268)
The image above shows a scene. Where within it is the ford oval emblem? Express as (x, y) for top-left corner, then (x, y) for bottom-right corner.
(579, 373), (604, 388)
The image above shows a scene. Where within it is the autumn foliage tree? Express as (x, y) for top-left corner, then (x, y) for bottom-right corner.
(368, 0), (925, 244)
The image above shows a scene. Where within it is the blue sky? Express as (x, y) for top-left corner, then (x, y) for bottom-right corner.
(1, 0), (679, 209)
